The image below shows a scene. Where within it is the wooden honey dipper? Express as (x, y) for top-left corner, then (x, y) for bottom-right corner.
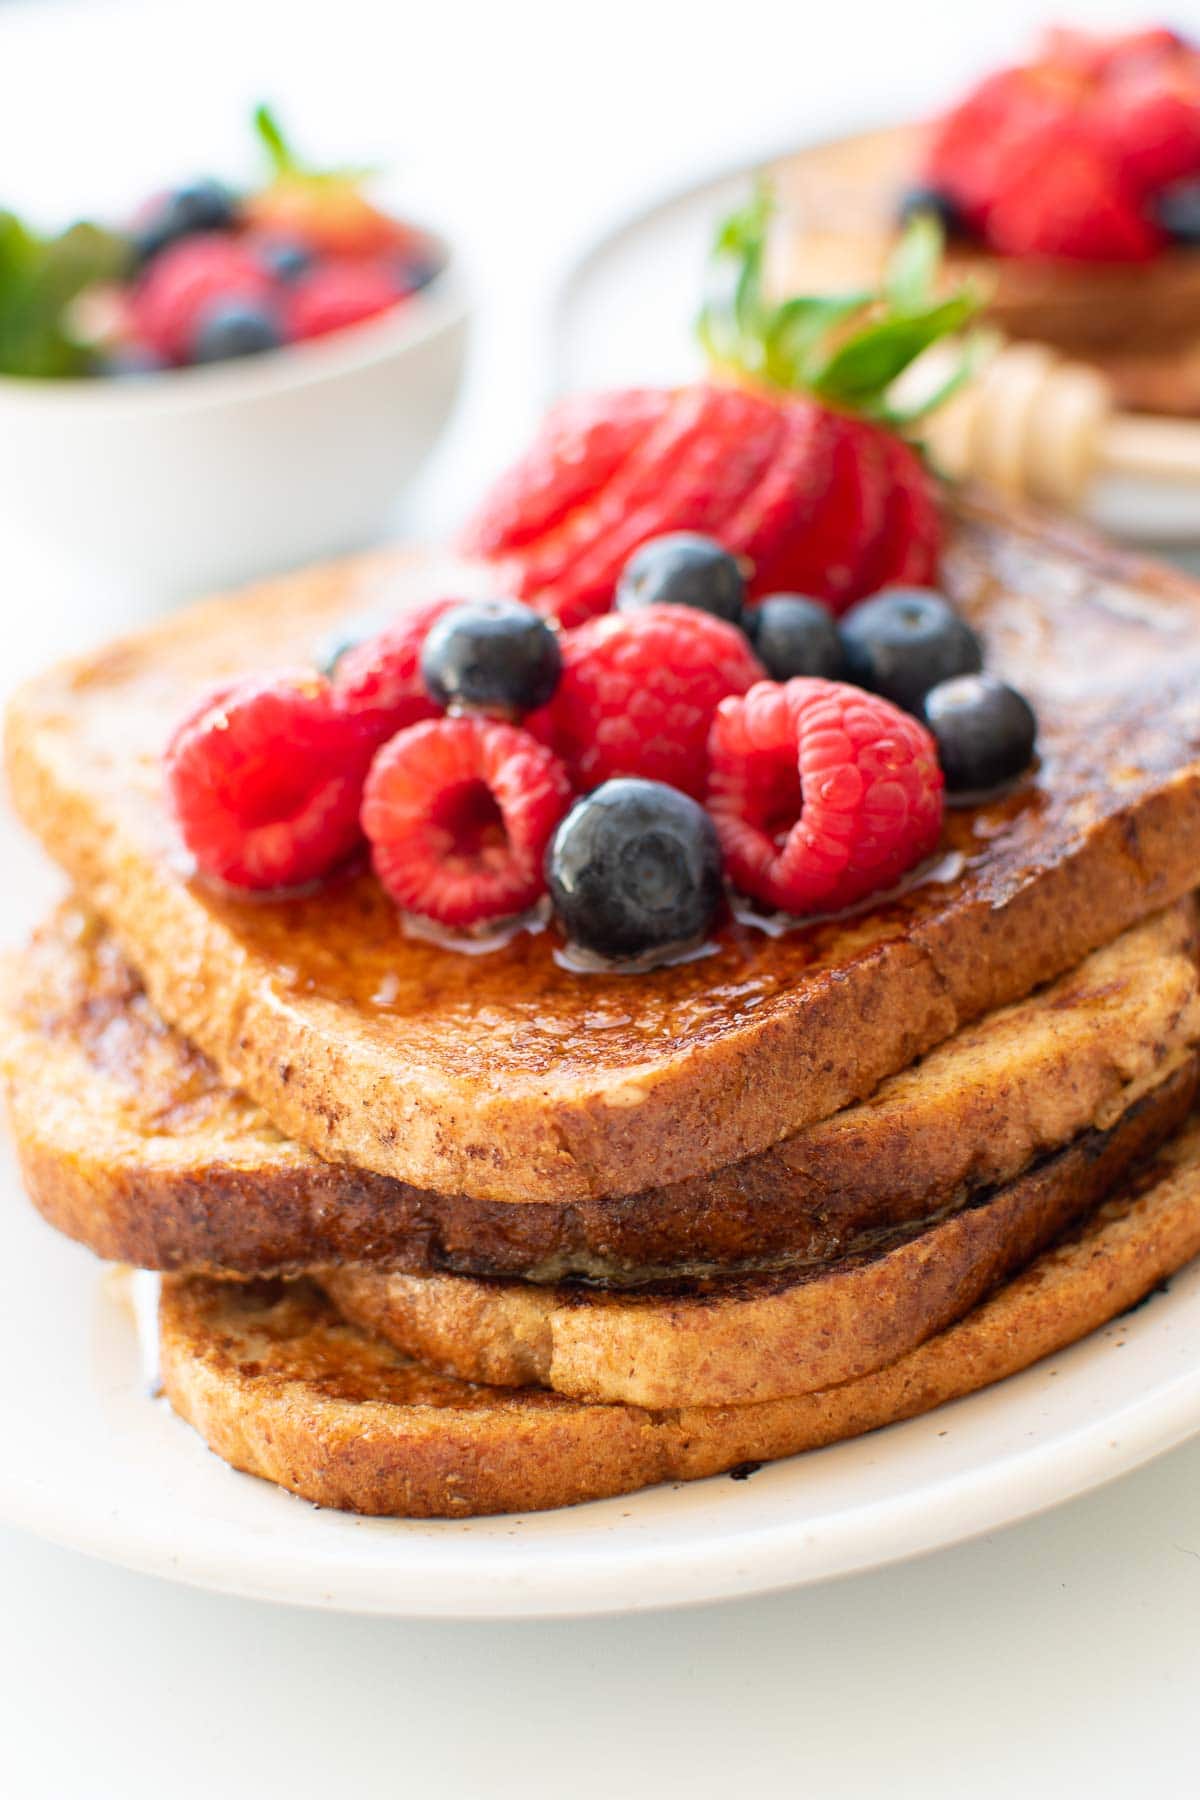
(908, 337), (1200, 509)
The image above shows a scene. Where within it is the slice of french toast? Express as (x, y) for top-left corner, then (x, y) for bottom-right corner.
(318, 1061), (1195, 1406)
(9, 495), (1200, 1205)
(772, 124), (1200, 414)
(6, 900), (1200, 1286)
(160, 1118), (1200, 1516)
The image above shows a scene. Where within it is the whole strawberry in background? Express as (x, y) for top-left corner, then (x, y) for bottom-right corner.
(462, 193), (979, 625)
(921, 25), (1200, 262)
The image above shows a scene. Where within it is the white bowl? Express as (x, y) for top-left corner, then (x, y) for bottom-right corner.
(0, 235), (469, 599)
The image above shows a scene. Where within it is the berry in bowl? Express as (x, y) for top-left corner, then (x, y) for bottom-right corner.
(0, 106), (467, 596)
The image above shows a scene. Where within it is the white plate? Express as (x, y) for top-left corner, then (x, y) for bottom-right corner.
(4, 1099), (1200, 1620)
(4, 254), (1200, 1612)
(546, 151), (1200, 547)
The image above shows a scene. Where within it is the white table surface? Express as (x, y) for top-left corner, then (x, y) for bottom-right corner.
(3, 0), (1200, 1793)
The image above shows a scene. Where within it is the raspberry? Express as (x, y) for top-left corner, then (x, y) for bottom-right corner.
(361, 717), (572, 927)
(130, 234), (274, 362)
(706, 678), (944, 916)
(548, 606), (764, 800)
(286, 259), (401, 341)
(165, 671), (368, 890)
(331, 597), (458, 745)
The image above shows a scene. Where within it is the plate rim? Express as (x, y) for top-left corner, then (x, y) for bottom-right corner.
(3, 1312), (1200, 1621)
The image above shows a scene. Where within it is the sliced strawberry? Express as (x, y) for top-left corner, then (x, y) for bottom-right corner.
(532, 385), (785, 624)
(986, 116), (1163, 260)
(751, 411), (888, 610)
(468, 384), (940, 633)
(838, 423), (895, 598)
(463, 389), (670, 558)
(855, 435), (943, 597)
(361, 716), (572, 927)
(502, 386), (768, 623)
(725, 398), (838, 598)
(496, 388), (712, 604)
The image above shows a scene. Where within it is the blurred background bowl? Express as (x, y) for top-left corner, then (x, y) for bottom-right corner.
(0, 227), (469, 600)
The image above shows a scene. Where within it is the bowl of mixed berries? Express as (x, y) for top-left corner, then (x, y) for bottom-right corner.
(0, 107), (468, 595)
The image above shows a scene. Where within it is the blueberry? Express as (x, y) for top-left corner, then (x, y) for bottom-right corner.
(616, 533), (745, 623)
(1154, 179), (1200, 245)
(747, 594), (845, 680)
(923, 673), (1037, 795)
(895, 183), (969, 239)
(839, 587), (983, 715)
(134, 179), (239, 265)
(546, 778), (722, 961)
(255, 237), (315, 282)
(189, 298), (284, 365)
(97, 345), (168, 378)
(421, 599), (561, 714)
(392, 250), (442, 294)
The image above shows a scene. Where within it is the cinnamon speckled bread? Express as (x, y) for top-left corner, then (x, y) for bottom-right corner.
(9, 495), (1200, 1206)
(6, 899), (1200, 1287)
(318, 1060), (1196, 1405)
(159, 1116), (1200, 1516)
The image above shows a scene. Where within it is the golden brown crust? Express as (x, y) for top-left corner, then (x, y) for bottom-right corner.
(159, 1114), (1200, 1517)
(317, 1058), (1194, 1404)
(6, 900), (1200, 1283)
(772, 123), (1200, 412)
(10, 503), (1200, 1203)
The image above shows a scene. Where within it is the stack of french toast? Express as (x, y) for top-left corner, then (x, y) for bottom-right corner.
(6, 481), (1200, 1518)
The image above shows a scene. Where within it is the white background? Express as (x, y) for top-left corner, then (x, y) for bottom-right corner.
(3, 0), (1200, 1794)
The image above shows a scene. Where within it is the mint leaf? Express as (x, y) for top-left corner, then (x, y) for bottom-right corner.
(696, 181), (984, 423)
(808, 294), (979, 413)
(253, 102), (300, 177)
(884, 213), (943, 314)
(0, 209), (128, 378)
(251, 101), (377, 189)
(764, 292), (872, 388)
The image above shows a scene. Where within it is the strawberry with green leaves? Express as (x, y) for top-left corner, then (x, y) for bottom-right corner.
(463, 191), (979, 622)
(246, 104), (413, 260)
